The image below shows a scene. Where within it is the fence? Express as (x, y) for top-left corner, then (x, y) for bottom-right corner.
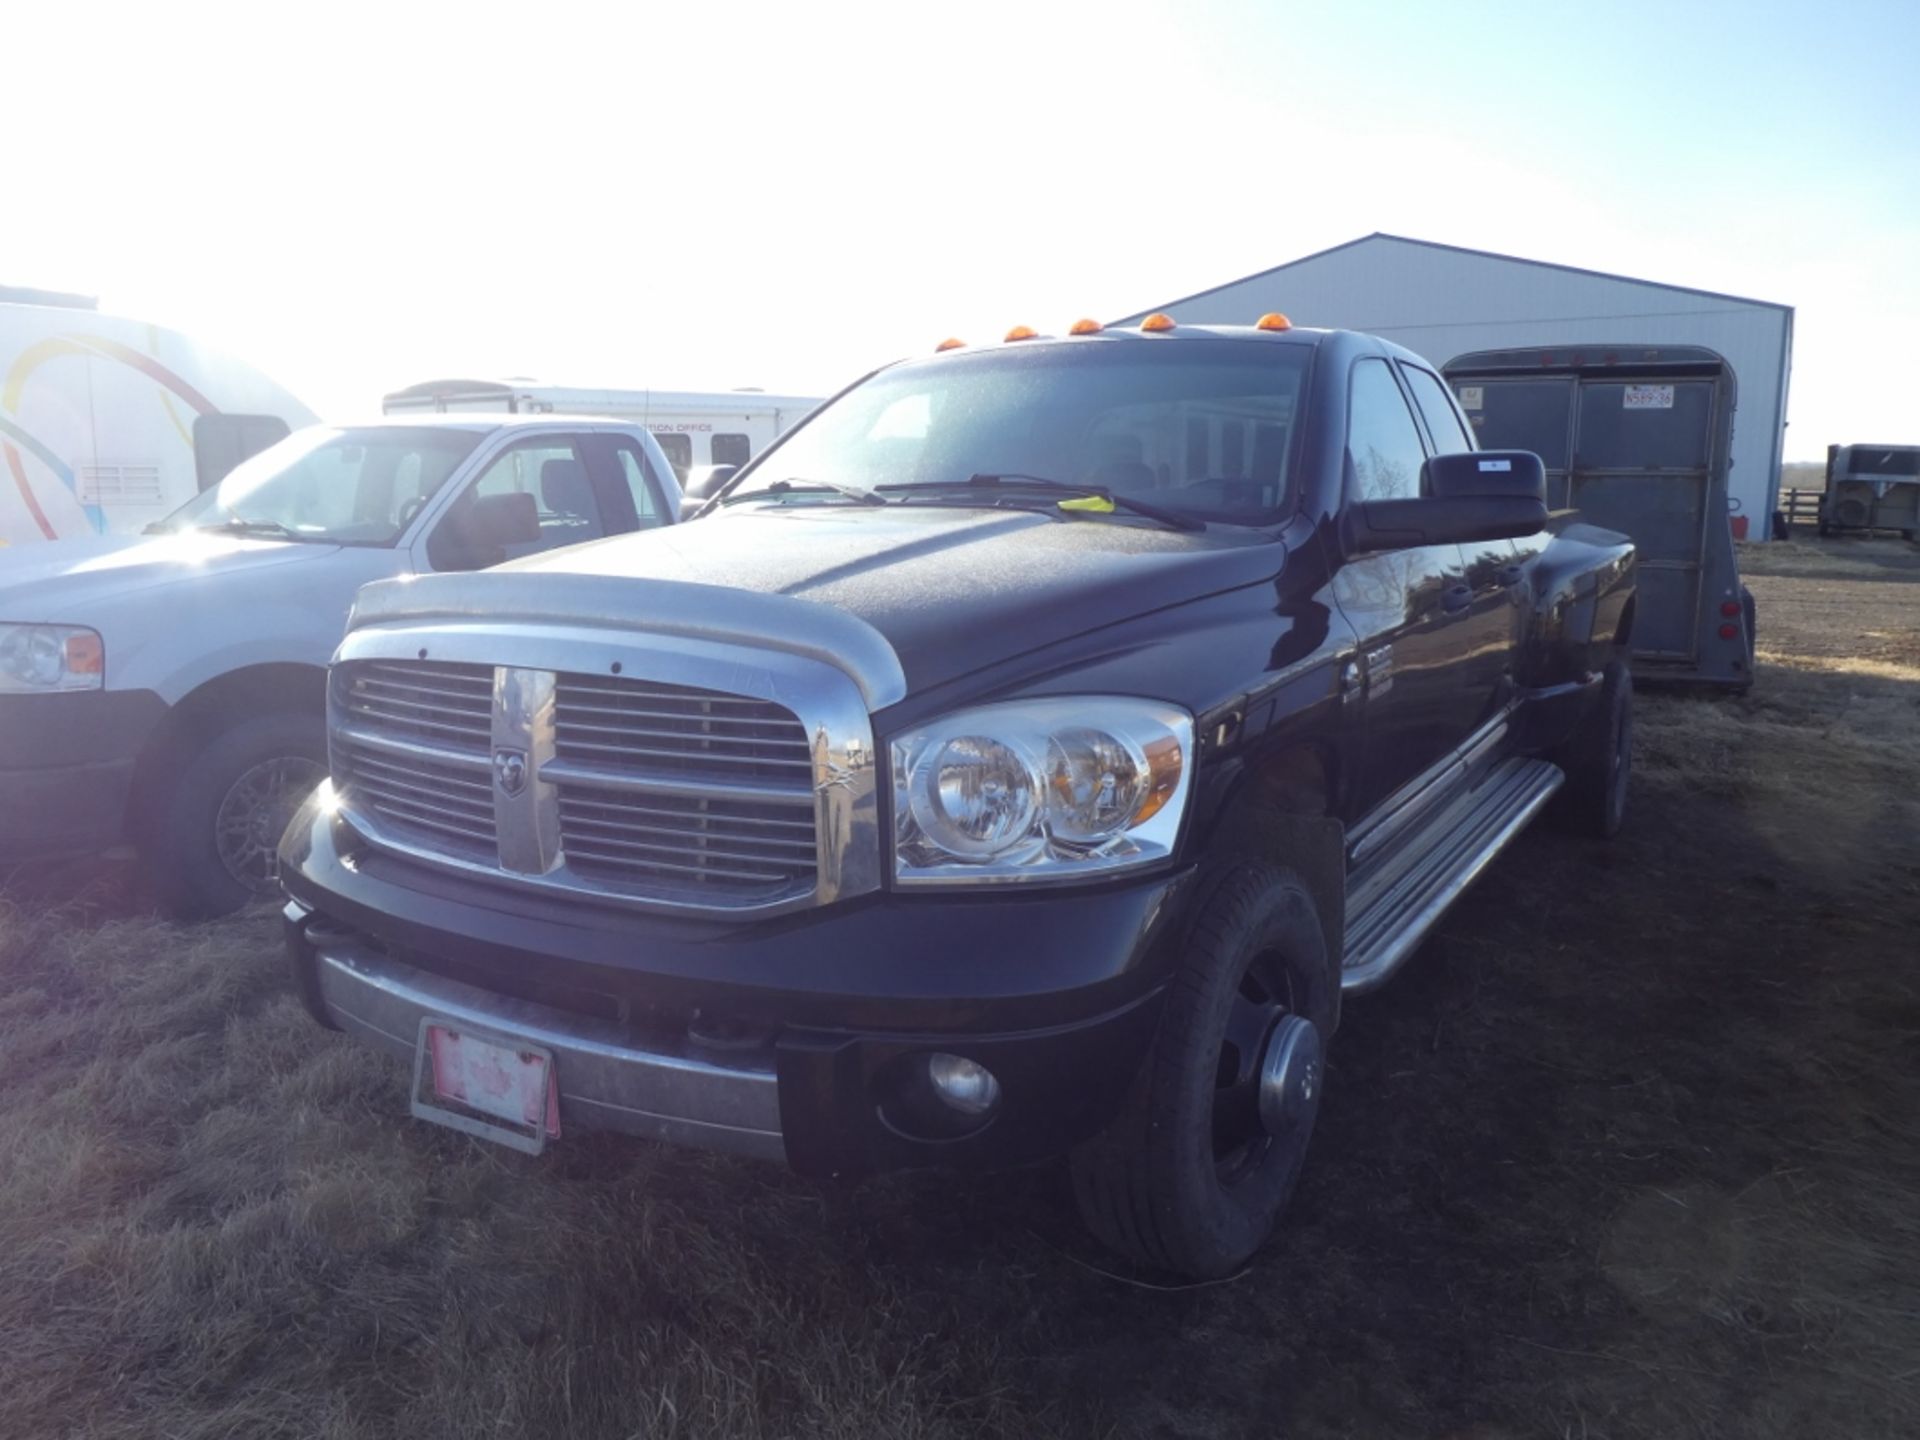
(1780, 488), (1822, 535)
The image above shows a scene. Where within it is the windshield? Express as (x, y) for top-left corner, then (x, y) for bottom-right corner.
(159, 427), (486, 545)
(732, 341), (1311, 524)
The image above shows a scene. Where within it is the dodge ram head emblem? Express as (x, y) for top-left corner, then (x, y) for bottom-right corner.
(492, 747), (529, 797)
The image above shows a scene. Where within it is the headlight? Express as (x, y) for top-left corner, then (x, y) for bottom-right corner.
(0, 623), (104, 693)
(891, 698), (1192, 885)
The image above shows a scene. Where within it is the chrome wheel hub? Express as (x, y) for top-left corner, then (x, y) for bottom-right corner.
(1257, 1014), (1323, 1138)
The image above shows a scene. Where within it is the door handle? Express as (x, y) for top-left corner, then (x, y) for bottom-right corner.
(1442, 582), (1474, 614)
(1494, 563), (1524, 588)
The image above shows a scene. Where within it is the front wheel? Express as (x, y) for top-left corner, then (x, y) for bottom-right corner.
(143, 711), (327, 919)
(1071, 863), (1335, 1278)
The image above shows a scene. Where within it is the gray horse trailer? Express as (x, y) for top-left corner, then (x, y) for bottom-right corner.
(1443, 345), (1754, 691)
(1820, 444), (1920, 539)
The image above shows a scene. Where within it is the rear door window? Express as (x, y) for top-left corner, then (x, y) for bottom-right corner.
(651, 432), (693, 483)
(711, 433), (752, 468)
(1401, 365), (1475, 453)
(1347, 358), (1428, 501)
(610, 440), (671, 527)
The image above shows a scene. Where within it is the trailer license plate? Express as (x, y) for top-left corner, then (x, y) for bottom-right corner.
(410, 1019), (561, 1154)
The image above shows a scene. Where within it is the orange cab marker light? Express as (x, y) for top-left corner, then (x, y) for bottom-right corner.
(935, 337), (966, 352)
(1255, 312), (1292, 332)
(1069, 318), (1103, 335)
(1005, 325), (1039, 342)
(1140, 312), (1176, 332)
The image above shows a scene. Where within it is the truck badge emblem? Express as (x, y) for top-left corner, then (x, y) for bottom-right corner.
(493, 748), (529, 797)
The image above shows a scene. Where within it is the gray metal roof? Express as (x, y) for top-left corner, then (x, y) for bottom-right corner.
(1138, 233), (1793, 320)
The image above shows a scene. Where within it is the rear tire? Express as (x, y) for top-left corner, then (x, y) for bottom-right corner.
(1070, 863), (1335, 1279)
(1549, 659), (1632, 839)
(142, 711), (327, 919)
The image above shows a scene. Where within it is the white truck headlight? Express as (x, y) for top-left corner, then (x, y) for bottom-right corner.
(0, 623), (104, 693)
(891, 698), (1192, 885)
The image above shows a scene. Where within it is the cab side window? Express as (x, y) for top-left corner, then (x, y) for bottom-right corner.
(711, 433), (752, 468)
(427, 437), (606, 571)
(652, 433), (693, 484)
(1400, 364), (1475, 454)
(1347, 359), (1428, 501)
(610, 441), (671, 528)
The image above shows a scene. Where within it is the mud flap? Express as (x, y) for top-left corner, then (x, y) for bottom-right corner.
(1207, 809), (1347, 1032)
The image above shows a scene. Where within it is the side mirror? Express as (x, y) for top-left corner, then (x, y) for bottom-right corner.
(1423, 450), (1546, 504)
(1348, 451), (1546, 553)
(687, 464), (740, 500)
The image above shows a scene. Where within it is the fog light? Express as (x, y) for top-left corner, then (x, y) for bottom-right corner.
(926, 1053), (1000, 1115)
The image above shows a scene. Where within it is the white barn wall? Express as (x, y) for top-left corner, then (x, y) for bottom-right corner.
(1123, 236), (1793, 530)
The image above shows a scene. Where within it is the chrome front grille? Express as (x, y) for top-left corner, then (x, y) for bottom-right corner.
(337, 660), (493, 752)
(329, 658), (823, 911)
(558, 788), (819, 891)
(332, 737), (496, 860)
(552, 676), (814, 785)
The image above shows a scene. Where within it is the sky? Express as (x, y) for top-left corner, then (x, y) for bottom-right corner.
(4, 0), (1915, 459)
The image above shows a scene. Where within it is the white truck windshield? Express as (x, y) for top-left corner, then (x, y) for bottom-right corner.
(160, 427), (484, 545)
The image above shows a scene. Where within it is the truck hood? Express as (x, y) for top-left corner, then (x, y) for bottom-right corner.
(359, 505), (1283, 698)
(0, 532), (340, 627)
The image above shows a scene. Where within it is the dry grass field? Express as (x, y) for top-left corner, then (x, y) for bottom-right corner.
(2, 539), (1916, 1439)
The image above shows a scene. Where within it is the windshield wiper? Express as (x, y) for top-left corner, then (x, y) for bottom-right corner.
(890, 474), (1205, 532)
(721, 478), (885, 507)
(196, 516), (299, 540)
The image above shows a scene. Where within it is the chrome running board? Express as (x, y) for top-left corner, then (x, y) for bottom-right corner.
(1341, 757), (1563, 994)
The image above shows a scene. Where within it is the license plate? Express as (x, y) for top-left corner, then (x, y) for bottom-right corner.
(409, 1018), (561, 1155)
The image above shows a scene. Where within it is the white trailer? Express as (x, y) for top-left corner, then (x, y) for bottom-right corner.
(0, 290), (317, 548)
(382, 379), (822, 484)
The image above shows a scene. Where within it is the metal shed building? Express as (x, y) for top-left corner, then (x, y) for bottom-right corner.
(1120, 234), (1794, 532)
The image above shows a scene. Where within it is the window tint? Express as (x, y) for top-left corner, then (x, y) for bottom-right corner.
(1401, 365), (1474, 453)
(163, 426), (481, 545)
(734, 344), (1308, 522)
(1347, 359), (1428, 501)
(652, 432), (693, 482)
(711, 433), (752, 468)
(429, 438), (605, 570)
(611, 442), (669, 527)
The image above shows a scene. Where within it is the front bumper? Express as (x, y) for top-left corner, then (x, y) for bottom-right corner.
(297, 922), (786, 1158)
(282, 799), (1191, 1176)
(0, 690), (166, 862)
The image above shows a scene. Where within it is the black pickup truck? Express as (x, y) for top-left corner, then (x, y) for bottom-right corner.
(280, 317), (1636, 1278)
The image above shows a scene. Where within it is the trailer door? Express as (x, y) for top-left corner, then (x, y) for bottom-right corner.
(1456, 378), (1576, 509)
(1568, 378), (1717, 662)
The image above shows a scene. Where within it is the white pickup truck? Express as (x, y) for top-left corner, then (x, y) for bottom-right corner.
(0, 416), (680, 915)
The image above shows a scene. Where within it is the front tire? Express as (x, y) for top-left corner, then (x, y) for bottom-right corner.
(143, 711), (327, 919)
(1550, 659), (1632, 838)
(1071, 863), (1335, 1278)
